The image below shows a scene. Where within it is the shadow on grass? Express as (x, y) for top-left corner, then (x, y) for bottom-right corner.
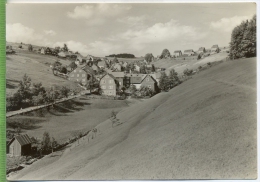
(6, 82), (17, 89)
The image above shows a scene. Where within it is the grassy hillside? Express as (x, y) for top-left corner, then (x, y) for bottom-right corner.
(8, 57), (256, 180)
(153, 52), (228, 74)
(6, 97), (131, 143)
(6, 46), (76, 96)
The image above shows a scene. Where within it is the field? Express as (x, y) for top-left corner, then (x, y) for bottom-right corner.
(6, 96), (132, 143)
(153, 52), (228, 74)
(8, 57), (256, 180)
(6, 42), (76, 96)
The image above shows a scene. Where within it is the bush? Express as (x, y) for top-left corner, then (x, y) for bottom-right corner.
(183, 68), (193, 76)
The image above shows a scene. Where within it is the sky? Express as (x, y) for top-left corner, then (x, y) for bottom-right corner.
(6, 3), (256, 57)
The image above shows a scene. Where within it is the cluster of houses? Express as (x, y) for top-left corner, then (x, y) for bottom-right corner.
(66, 55), (161, 96)
(170, 45), (221, 59)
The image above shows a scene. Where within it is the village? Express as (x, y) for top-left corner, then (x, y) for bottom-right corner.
(5, 3), (256, 181)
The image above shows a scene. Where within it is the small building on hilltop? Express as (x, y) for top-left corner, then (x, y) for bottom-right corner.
(211, 45), (220, 53)
(183, 49), (195, 56)
(197, 47), (206, 54)
(7, 134), (33, 156)
(40, 47), (46, 54)
(173, 50), (182, 57)
(100, 74), (117, 96)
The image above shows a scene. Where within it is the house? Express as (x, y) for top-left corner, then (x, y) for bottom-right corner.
(40, 47), (46, 54)
(109, 72), (125, 89)
(7, 134), (33, 156)
(197, 47), (206, 54)
(68, 65), (94, 85)
(135, 64), (140, 72)
(211, 45), (220, 53)
(111, 63), (121, 72)
(97, 60), (106, 69)
(76, 54), (87, 64)
(140, 74), (159, 92)
(183, 49), (195, 56)
(100, 74), (117, 96)
(125, 74), (146, 89)
(173, 50), (182, 57)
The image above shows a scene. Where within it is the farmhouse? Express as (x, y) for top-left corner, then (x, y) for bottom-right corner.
(197, 47), (206, 54)
(68, 65), (94, 85)
(40, 47), (46, 54)
(109, 72), (125, 89)
(7, 134), (33, 156)
(173, 50), (182, 57)
(125, 74), (146, 89)
(100, 74), (117, 96)
(183, 49), (195, 56)
(211, 45), (220, 53)
(141, 74), (158, 92)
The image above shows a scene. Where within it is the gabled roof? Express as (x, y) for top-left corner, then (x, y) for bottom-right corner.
(109, 72), (124, 78)
(174, 50), (182, 53)
(184, 49), (194, 52)
(82, 65), (95, 75)
(8, 134), (33, 146)
(141, 74), (157, 83)
(211, 45), (219, 48)
(100, 73), (116, 82)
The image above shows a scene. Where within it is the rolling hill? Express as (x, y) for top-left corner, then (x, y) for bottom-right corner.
(8, 57), (256, 180)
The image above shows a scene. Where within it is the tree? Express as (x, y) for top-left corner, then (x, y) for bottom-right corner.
(144, 53), (154, 63)
(51, 137), (58, 154)
(229, 15), (256, 59)
(59, 86), (70, 98)
(160, 49), (171, 59)
(45, 87), (59, 103)
(139, 65), (146, 74)
(41, 131), (51, 152)
(168, 69), (180, 87)
(139, 86), (154, 97)
(183, 68), (193, 76)
(151, 64), (156, 72)
(32, 82), (46, 96)
(14, 74), (33, 107)
(129, 85), (137, 96)
(32, 92), (46, 106)
(28, 44), (33, 51)
(159, 72), (171, 91)
(15, 126), (21, 135)
(63, 44), (68, 52)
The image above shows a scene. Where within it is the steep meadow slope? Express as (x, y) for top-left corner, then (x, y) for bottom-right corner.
(9, 58), (256, 180)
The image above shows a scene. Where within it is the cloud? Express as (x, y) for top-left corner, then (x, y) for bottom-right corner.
(6, 23), (51, 46)
(117, 15), (147, 27)
(67, 4), (132, 20)
(210, 16), (250, 32)
(44, 30), (56, 36)
(111, 19), (207, 50)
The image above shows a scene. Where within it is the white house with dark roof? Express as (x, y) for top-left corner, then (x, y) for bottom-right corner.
(7, 134), (33, 156)
(183, 49), (195, 56)
(173, 50), (182, 57)
(211, 45), (220, 53)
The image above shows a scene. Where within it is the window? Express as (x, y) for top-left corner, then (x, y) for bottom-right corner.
(119, 82), (121, 85)
(109, 86), (113, 89)
(102, 86), (106, 89)
(77, 74), (79, 77)
(76, 79), (79, 82)
(74, 70), (77, 73)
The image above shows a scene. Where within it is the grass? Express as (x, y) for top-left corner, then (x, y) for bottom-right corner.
(6, 43), (77, 96)
(6, 95), (130, 144)
(8, 57), (256, 180)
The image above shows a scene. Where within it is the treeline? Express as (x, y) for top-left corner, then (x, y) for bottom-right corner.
(6, 74), (76, 112)
(229, 14), (256, 59)
(106, 53), (135, 58)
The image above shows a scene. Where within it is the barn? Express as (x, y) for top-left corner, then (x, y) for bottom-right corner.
(7, 134), (33, 156)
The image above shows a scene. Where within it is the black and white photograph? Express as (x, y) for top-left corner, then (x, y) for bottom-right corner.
(5, 2), (257, 180)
